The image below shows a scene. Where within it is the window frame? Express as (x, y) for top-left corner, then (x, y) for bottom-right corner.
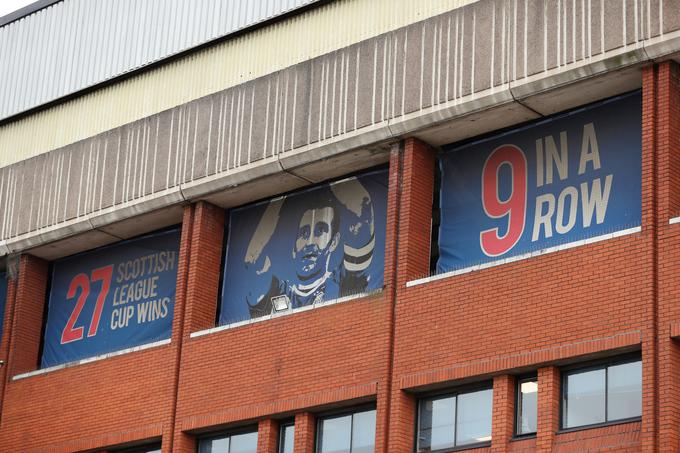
(414, 381), (494, 453)
(196, 425), (259, 453)
(514, 374), (538, 438)
(315, 404), (377, 453)
(559, 354), (642, 432)
(278, 419), (295, 453)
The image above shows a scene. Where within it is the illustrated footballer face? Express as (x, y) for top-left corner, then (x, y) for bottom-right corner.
(293, 206), (339, 279)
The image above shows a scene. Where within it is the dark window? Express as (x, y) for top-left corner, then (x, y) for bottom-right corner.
(562, 358), (642, 429)
(198, 430), (258, 453)
(279, 422), (294, 453)
(115, 444), (161, 453)
(416, 386), (493, 451)
(515, 377), (538, 436)
(316, 408), (376, 453)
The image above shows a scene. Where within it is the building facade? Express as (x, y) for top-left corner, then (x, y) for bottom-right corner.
(0, 1), (679, 452)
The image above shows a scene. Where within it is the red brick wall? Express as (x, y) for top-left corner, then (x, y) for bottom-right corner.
(0, 270), (17, 422)
(9, 255), (49, 376)
(1, 61), (679, 453)
(383, 79), (659, 452)
(182, 201), (225, 335)
(491, 374), (515, 452)
(654, 61), (680, 453)
(0, 208), (194, 452)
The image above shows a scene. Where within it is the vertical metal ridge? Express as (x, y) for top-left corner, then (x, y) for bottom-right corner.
(0, 0), (326, 122)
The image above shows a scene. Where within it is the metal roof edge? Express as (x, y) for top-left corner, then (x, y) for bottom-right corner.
(0, 0), (63, 27)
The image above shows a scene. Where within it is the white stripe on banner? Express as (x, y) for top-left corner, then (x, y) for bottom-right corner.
(344, 235), (376, 258)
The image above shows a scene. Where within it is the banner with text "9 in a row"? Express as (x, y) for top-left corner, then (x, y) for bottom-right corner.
(437, 92), (642, 273)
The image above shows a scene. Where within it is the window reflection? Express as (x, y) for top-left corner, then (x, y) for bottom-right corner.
(517, 378), (538, 435)
(416, 385), (493, 452)
(280, 424), (294, 453)
(562, 358), (642, 430)
(198, 430), (257, 453)
(607, 361), (642, 421)
(317, 409), (375, 453)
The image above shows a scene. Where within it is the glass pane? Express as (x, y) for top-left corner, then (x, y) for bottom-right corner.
(607, 361), (642, 421)
(351, 410), (376, 453)
(417, 396), (456, 452)
(518, 380), (538, 435)
(280, 424), (295, 453)
(198, 437), (229, 453)
(230, 431), (258, 453)
(456, 389), (493, 446)
(564, 368), (606, 428)
(319, 415), (352, 453)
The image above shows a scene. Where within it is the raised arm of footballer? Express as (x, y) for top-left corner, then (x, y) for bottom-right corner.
(330, 176), (376, 295)
(243, 197), (284, 317)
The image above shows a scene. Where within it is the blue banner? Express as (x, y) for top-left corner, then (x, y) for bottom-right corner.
(41, 229), (180, 368)
(438, 92), (642, 272)
(0, 272), (6, 343)
(220, 169), (388, 325)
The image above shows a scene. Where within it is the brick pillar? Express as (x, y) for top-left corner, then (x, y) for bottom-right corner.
(536, 366), (560, 452)
(396, 137), (436, 287)
(387, 392), (416, 453)
(649, 60), (680, 453)
(293, 412), (316, 453)
(386, 137), (436, 453)
(0, 272), (17, 421)
(374, 144), (403, 453)
(8, 255), (48, 376)
(165, 205), (196, 453)
(639, 62), (660, 453)
(491, 375), (516, 452)
(258, 419), (280, 453)
(167, 202), (225, 453)
(182, 201), (226, 335)
(171, 432), (196, 453)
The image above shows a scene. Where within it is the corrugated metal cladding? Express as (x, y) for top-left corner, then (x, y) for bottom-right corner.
(0, 0), (322, 122)
(0, 0), (674, 250)
(0, 0), (479, 169)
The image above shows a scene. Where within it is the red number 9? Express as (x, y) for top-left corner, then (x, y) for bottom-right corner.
(480, 144), (527, 257)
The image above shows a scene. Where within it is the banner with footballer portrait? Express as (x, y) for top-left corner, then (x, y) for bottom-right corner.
(219, 169), (388, 325)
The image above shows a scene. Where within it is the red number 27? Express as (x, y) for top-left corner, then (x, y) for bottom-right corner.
(60, 265), (113, 344)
